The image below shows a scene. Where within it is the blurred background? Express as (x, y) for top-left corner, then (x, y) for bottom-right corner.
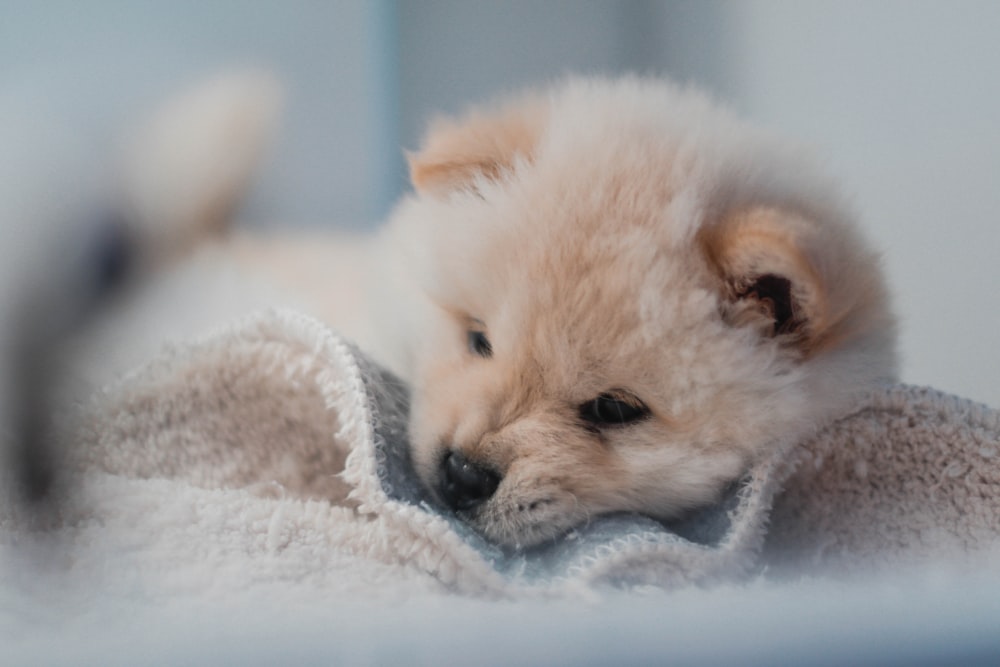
(2, 0), (998, 406)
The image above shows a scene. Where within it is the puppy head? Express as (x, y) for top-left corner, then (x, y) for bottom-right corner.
(392, 78), (896, 548)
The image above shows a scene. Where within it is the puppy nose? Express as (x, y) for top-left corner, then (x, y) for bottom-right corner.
(440, 450), (500, 511)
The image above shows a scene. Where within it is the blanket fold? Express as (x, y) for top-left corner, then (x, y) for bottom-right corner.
(5, 309), (999, 597)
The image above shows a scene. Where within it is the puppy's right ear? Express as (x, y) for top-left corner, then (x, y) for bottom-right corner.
(408, 96), (546, 196)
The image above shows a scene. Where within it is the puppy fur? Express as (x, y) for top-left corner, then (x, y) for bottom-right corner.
(149, 75), (898, 548)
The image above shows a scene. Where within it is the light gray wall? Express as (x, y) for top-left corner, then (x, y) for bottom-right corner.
(397, 0), (645, 149)
(1, 0), (397, 227)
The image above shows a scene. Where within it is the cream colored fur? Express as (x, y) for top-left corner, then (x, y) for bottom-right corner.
(142, 75), (897, 548)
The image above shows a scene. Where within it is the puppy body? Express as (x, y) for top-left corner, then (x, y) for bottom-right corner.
(155, 76), (897, 548)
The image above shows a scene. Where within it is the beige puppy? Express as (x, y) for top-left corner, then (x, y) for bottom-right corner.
(138, 75), (897, 548)
(385, 78), (896, 547)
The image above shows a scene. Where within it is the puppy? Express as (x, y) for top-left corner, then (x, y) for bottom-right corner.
(137, 75), (899, 548)
(373, 78), (897, 547)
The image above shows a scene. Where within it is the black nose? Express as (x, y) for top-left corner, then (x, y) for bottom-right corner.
(439, 450), (501, 511)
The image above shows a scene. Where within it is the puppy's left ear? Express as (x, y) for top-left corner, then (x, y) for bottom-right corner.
(408, 95), (546, 196)
(699, 206), (888, 357)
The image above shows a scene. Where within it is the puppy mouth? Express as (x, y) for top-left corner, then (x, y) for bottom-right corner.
(426, 452), (584, 548)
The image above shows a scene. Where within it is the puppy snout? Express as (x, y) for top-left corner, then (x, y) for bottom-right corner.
(439, 450), (500, 511)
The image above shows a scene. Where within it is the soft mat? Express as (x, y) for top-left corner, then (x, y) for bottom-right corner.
(3, 309), (997, 600)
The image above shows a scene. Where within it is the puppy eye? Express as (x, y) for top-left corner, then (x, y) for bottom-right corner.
(579, 392), (650, 427)
(467, 330), (493, 358)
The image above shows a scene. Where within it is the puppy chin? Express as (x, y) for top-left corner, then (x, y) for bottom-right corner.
(474, 508), (577, 550)
(456, 486), (586, 549)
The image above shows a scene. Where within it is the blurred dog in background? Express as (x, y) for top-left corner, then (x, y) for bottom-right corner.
(0, 73), (279, 508)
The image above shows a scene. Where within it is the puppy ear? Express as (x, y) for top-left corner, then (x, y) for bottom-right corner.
(408, 95), (545, 195)
(699, 206), (886, 356)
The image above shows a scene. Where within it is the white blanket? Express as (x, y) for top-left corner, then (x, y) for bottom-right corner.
(3, 308), (1000, 663)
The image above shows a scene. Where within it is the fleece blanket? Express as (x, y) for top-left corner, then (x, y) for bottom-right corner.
(3, 308), (997, 603)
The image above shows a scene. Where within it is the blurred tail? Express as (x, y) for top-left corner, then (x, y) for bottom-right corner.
(119, 70), (283, 264)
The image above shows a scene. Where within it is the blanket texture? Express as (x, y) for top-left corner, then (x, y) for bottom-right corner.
(3, 309), (999, 599)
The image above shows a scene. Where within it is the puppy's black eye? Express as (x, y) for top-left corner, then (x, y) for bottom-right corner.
(467, 330), (493, 358)
(579, 392), (650, 427)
